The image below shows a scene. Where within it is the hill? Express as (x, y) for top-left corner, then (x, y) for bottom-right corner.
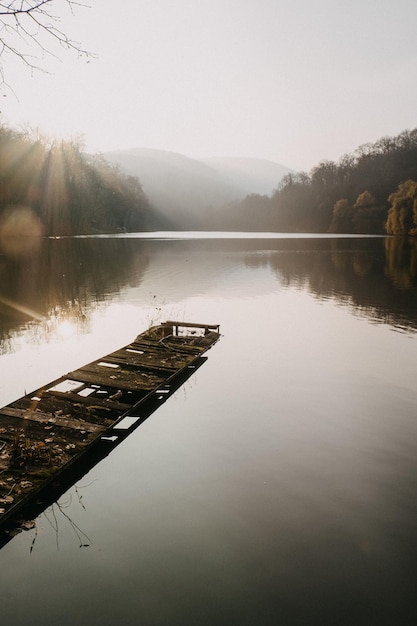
(104, 148), (292, 228)
(215, 127), (417, 234)
(201, 156), (292, 196)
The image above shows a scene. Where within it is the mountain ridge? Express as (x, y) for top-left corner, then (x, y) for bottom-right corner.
(104, 147), (292, 228)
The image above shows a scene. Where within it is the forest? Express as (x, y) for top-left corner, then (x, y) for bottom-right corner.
(212, 128), (417, 235)
(2, 123), (417, 238)
(0, 124), (162, 239)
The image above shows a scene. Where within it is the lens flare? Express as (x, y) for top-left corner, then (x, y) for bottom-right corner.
(0, 206), (43, 257)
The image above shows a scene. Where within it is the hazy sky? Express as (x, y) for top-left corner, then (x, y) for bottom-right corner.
(2, 0), (417, 171)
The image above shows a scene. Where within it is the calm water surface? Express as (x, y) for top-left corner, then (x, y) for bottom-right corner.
(0, 234), (417, 625)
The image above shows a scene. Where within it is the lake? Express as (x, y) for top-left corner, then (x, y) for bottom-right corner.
(0, 233), (417, 625)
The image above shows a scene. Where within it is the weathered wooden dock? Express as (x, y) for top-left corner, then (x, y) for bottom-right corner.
(0, 321), (220, 540)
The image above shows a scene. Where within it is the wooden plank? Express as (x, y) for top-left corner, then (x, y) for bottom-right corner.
(77, 362), (167, 383)
(128, 339), (199, 359)
(107, 348), (179, 367)
(164, 320), (220, 331)
(46, 390), (132, 412)
(125, 346), (192, 366)
(0, 407), (105, 434)
(66, 367), (164, 391)
(129, 339), (172, 351)
(101, 354), (177, 375)
(159, 341), (204, 354)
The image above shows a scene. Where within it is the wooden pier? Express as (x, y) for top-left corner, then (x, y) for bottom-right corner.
(0, 321), (220, 540)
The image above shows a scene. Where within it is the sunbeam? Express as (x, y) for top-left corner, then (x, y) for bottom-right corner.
(0, 295), (44, 321)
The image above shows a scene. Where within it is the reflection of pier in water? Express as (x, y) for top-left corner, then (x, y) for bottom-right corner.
(0, 321), (220, 548)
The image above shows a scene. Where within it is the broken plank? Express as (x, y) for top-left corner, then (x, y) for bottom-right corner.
(66, 368), (164, 391)
(106, 350), (180, 372)
(0, 407), (105, 434)
(127, 340), (196, 361)
(45, 389), (132, 412)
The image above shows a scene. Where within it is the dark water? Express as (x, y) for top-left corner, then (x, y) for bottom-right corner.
(1, 234), (417, 625)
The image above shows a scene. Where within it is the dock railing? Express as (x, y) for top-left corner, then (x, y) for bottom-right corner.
(162, 321), (220, 337)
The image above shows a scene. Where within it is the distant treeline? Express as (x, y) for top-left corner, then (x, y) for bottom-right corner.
(212, 128), (417, 235)
(0, 124), (162, 237)
(3, 123), (417, 237)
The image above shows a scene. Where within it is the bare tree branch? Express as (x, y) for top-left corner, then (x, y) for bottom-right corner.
(0, 0), (94, 92)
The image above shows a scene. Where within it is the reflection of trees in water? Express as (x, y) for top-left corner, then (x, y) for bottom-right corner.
(384, 237), (417, 290)
(2, 235), (417, 343)
(0, 238), (149, 343)
(256, 237), (417, 331)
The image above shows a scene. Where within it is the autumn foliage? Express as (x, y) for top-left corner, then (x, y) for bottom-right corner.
(213, 128), (417, 234)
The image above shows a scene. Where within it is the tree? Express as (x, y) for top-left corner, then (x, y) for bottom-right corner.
(218, 127), (417, 233)
(352, 190), (386, 234)
(386, 180), (417, 235)
(328, 198), (353, 233)
(0, 124), (157, 235)
(0, 1), (92, 92)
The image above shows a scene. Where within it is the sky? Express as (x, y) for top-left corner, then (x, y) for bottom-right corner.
(1, 0), (417, 171)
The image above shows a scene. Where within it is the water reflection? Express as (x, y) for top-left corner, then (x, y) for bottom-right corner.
(22, 484), (92, 554)
(262, 237), (417, 331)
(1, 235), (417, 349)
(1, 234), (417, 625)
(0, 238), (149, 346)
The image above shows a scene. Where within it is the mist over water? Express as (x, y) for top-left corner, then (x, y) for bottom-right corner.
(0, 234), (417, 625)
